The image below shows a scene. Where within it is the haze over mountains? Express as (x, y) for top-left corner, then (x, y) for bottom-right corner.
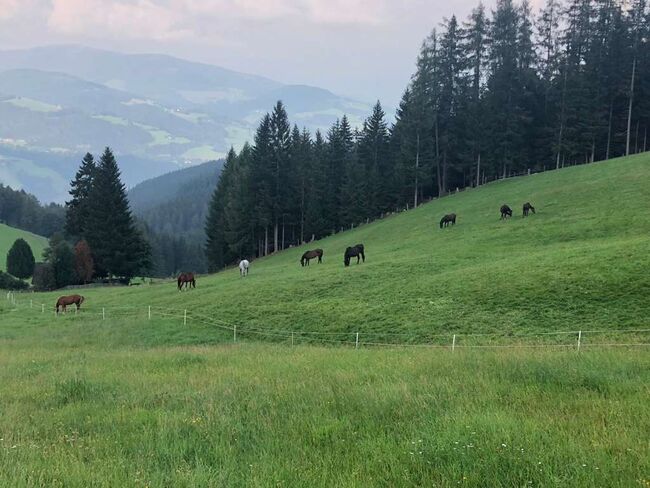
(0, 45), (372, 203)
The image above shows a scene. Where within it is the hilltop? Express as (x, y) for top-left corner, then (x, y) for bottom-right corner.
(0, 46), (372, 203)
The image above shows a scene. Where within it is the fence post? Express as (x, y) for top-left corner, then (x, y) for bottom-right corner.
(41, 303), (45, 313)
(184, 309), (187, 326)
(452, 334), (456, 352)
(291, 332), (294, 347)
(577, 330), (582, 351)
(148, 306), (151, 320)
(355, 332), (359, 349)
(234, 325), (237, 343)
(30, 299), (33, 309)
(102, 307), (105, 320)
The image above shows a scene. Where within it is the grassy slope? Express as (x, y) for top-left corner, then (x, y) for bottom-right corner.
(0, 223), (47, 271)
(1, 155), (649, 487)
(24, 153), (650, 341)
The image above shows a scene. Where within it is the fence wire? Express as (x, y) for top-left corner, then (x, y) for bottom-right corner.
(3, 292), (650, 351)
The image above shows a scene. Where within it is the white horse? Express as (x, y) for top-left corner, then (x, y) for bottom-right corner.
(239, 259), (250, 277)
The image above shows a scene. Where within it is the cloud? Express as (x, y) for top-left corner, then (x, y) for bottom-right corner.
(48, 0), (193, 41)
(45, 0), (391, 42)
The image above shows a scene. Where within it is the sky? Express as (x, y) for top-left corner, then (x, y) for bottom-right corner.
(0, 0), (540, 106)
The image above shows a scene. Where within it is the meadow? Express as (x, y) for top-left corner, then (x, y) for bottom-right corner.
(0, 223), (47, 272)
(1, 154), (650, 486)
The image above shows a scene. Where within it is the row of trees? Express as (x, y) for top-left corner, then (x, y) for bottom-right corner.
(0, 184), (64, 237)
(64, 148), (150, 281)
(205, 0), (649, 270)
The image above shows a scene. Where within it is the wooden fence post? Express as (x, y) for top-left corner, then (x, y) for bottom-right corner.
(355, 332), (359, 349)
(102, 307), (105, 320)
(234, 325), (237, 343)
(577, 330), (582, 351)
(452, 334), (456, 352)
(184, 309), (187, 326)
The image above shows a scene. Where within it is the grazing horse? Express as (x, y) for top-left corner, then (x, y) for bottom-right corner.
(55, 295), (84, 314)
(500, 204), (513, 219)
(177, 272), (196, 291)
(523, 202), (536, 217)
(440, 213), (457, 228)
(239, 259), (250, 277)
(344, 244), (365, 267)
(301, 249), (323, 266)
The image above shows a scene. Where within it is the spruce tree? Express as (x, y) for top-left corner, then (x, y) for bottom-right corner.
(43, 233), (76, 288)
(65, 153), (96, 239)
(85, 147), (150, 279)
(6, 238), (35, 279)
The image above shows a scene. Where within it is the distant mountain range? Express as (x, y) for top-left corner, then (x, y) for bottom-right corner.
(0, 45), (372, 203)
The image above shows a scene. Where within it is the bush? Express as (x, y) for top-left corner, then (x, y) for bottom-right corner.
(6, 238), (35, 279)
(32, 263), (56, 291)
(0, 270), (29, 290)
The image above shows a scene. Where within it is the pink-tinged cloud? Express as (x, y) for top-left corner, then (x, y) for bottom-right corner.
(48, 0), (194, 41)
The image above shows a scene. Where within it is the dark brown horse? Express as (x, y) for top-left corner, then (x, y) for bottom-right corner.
(500, 204), (513, 219)
(440, 213), (456, 228)
(344, 244), (365, 267)
(177, 272), (196, 291)
(301, 249), (323, 266)
(523, 202), (536, 217)
(56, 295), (84, 314)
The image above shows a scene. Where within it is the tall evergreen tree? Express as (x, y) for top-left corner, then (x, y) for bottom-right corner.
(65, 153), (95, 239)
(84, 148), (150, 279)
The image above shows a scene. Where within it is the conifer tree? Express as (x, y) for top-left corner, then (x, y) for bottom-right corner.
(84, 147), (150, 279)
(6, 238), (35, 280)
(65, 153), (95, 239)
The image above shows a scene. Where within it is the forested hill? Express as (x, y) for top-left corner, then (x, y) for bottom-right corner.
(128, 160), (224, 277)
(204, 0), (650, 270)
(128, 160), (223, 214)
(0, 184), (64, 238)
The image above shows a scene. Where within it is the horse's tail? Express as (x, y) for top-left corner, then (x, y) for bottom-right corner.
(79, 296), (85, 305)
(300, 255), (305, 266)
(440, 217), (445, 228)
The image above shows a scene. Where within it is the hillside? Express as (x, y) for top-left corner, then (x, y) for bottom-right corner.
(1, 154), (649, 487)
(18, 153), (650, 341)
(0, 46), (372, 203)
(0, 223), (47, 271)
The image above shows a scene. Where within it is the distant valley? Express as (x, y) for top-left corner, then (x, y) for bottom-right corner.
(0, 45), (372, 203)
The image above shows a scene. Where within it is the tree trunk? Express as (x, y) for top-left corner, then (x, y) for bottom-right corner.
(264, 227), (269, 257)
(634, 120), (640, 154)
(274, 222), (279, 254)
(435, 114), (442, 196)
(626, 56), (636, 156)
(606, 99), (613, 161)
(475, 152), (481, 187)
(281, 219), (285, 251)
(414, 132), (420, 208)
(556, 63), (568, 169)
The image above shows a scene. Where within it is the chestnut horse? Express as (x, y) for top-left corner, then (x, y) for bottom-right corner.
(301, 249), (323, 266)
(56, 294), (84, 314)
(177, 272), (196, 291)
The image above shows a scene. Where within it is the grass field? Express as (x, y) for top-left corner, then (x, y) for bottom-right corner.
(0, 224), (47, 272)
(1, 154), (650, 486)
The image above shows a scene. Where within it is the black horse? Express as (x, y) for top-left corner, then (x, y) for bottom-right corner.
(500, 204), (513, 219)
(301, 249), (323, 266)
(344, 244), (365, 266)
(523, 202), (536, 217)
(440, 213), (456, 228)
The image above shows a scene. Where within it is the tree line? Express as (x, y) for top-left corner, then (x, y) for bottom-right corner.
(0, 184), (65, 237)
(205, 0), (649, 270)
